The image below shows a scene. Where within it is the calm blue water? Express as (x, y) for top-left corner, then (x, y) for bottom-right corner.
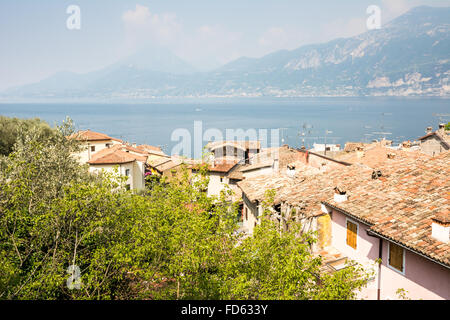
(0, 98), (449, 156)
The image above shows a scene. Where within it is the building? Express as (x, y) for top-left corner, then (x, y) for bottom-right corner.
(205, 140), (261, 164)
(311, 143), (341, 157)
(191, 159), (240, 199)
(321, 151), (450, 300)
(419, 124), (450, 156)
(238, 144), (449, 300)
(147, 155), (200, 183)
(136, 144), (169, 164)
(87, 144), (148, 191)
(69, 129), (124, 163)
(69, 130), (165, 191)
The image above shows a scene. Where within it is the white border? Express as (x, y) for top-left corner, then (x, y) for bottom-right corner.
(345, 218), (359, 251)
(387, 241), (406, 275)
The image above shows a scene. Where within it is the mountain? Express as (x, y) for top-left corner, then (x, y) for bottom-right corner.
(2, 6), (449, 100)
(113, 45), (197, 75)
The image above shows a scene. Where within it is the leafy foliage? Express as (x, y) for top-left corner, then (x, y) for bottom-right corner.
(0, 116), (54, 156)
(0, 116), (371, 300)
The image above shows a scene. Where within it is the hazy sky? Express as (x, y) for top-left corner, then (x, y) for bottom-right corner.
(1, 0), (449, 90)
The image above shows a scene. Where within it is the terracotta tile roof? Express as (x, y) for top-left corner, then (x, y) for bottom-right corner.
(323, 151), (450, 267)
(227, 168), (245, 180)
(192, 160), (239, 173)
(136, 144), (166, 155)
(88, 149), (146, 165)
(69, 130), (115, 142)
(123, 145), (149, 155)
(154, 159), (183, 172)
(148, 156), (172, 167)
(148, 156), (199, 173)
(335, 143), (431, 168)
(87, 144), (147, 165)
(88, 143), (120, 156)
(238, 173), (293, 204)
(344, 142), (369, 153)
(240, 161), (273, 172)
(238, 147), (450, 267)
(209, 160), (239, 173)
(432, 211), (450, 225)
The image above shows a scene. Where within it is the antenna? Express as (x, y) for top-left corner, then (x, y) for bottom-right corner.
(298, 123), (313, 149)
(324, 130), (333, 156)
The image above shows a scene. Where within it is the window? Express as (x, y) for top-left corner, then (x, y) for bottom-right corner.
(245, 208), (248, 221)
(220, 177), (223, 182)
(90, 146), (95, 152)
(125, 169), (130, 177)
(346, 220), (358, 249)
(125, 184), (131, 191)
(388, 242), (404, 273)
(106, 143), (112, 148)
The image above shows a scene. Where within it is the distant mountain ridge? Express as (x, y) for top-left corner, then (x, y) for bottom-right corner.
(2, 6), (449, 100)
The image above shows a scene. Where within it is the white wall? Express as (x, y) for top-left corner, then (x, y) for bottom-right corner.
(242, 194), (260, 234)
(89, 161), (144, 191)
(76, 140), (116, 164)
(207, 173), (227, 198)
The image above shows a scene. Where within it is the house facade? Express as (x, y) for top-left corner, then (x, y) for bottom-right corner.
(87, 145), (148, 191)
(321, 151), (450, 300)
(323, 207), (449, 300)
(69, 130), (166, 191)
(205, 140), (261, 164)
(69, 130), (124, 163)
(419, 125), (450, 156)
(238, 144), (450, 300)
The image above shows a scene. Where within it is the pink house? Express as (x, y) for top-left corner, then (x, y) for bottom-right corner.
(323, 203), (449, 300)
(321, 151), (450, 300)
(238, 145), (450, 300)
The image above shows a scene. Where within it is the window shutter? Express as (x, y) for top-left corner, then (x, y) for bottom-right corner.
(347, 221), (357, 249)
(389, 243), (404, 272)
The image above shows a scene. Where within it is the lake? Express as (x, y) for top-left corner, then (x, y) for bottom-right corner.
(0, 97), (449, 156)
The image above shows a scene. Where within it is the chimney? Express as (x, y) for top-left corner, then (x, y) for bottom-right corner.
(286, 164), (296, 177)
(431, 213), (449, 243)
(371, 170), (382, 180)
(333, 186), (348, 203)
(402, 141), (411, 150)
(356, 146), (364, 159)
(426, 126), (433, 134)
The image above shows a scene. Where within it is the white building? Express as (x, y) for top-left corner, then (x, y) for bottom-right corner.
(70, 130), (152, 191)
(69, 130), (124, 163)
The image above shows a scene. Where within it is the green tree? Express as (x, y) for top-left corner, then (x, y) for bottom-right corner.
(0, 117), (371, 300)
(0, 116), (54, 156)
(220, 190), (371, 300)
